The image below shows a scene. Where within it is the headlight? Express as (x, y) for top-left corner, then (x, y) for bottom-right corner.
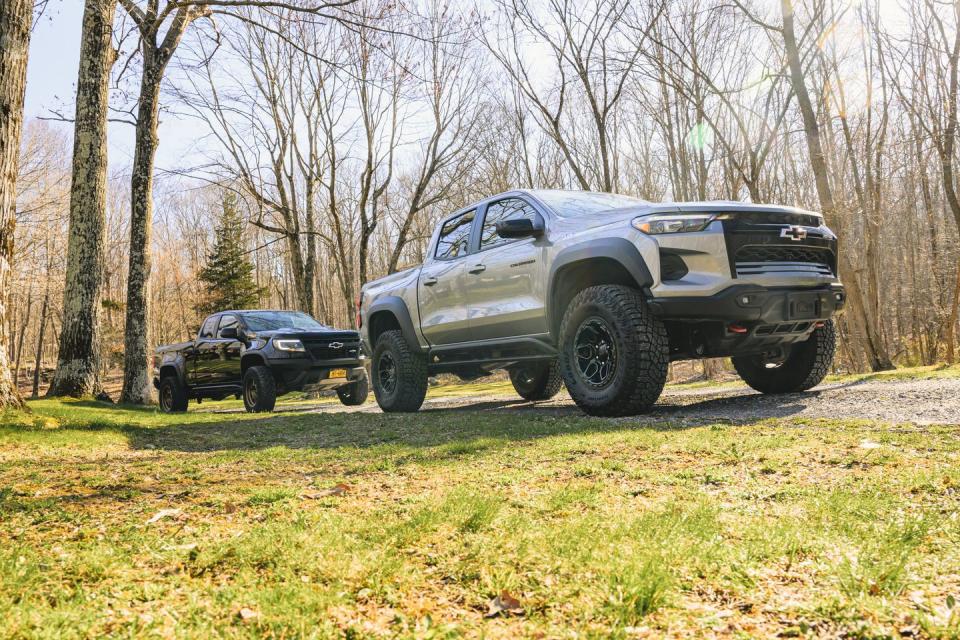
(274, 338), (305, 352)
(632, 214), (715, 234)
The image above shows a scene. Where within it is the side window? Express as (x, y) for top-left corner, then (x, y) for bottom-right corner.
(480, 198), (538, 250)
(434, 209), (476, 260)
(199, 316), (218, 339)
(217, 315), (239, 338)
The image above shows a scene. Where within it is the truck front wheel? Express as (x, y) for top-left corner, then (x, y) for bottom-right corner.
(732, 320), (836, 394)
(559, 285), (669, 416)
(509, 360), (563, 401)
(337, 374), (369, 406)
(243, 365), (277, 413)
(371, 330), (428, 412)
(158, 374), (189, 413)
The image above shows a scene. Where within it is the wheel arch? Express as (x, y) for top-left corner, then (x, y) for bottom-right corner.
(241, 352), (267, 374)
(547, 238), (654, 338)
(366, 296), (422, 352)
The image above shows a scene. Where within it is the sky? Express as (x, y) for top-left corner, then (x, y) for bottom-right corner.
(25, 0), (205, 173)
(23, 0), (912, 177)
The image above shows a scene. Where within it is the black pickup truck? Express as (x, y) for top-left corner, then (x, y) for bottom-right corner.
(153, 310), (368, 413)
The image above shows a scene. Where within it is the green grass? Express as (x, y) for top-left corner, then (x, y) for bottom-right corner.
(2, 390), (960, 638)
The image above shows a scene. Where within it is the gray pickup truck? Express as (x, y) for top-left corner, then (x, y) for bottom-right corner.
(358, 190), (845, 416)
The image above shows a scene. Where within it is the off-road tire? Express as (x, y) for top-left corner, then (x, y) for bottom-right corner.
(243, 365), (277, 413)
(559, 285), (669, 416)
(732, 319), (836, 394)
(337, 374), (369, 406)
(158, 374), (189, 413)
(510, 360), (563, 401)
(371, 330), (428, 412)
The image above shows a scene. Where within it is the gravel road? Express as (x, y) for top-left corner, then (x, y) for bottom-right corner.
(311, 377), (960, 425)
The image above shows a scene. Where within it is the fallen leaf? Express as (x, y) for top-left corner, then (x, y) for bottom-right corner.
(302, 483), (350, 499)
(146, 508), (184, 525)
(237, 607), (259, 622)
(485, 590), (524, 618)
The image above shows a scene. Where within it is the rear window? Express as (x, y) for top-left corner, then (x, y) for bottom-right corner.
(434, 210), (475, 260)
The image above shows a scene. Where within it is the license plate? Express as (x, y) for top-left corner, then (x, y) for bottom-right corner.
(788, 294), (820, 320)
(328, 368), (347, 380)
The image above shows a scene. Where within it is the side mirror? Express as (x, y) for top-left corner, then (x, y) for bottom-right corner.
(495, 215), (544, 239)
(220, 326), (239, 340)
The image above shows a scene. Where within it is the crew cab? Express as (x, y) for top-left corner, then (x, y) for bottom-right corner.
(358, 189), (845, 416)
(154, 310), (367, 413)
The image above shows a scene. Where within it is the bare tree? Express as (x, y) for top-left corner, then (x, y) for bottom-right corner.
(0, 0), (34, 410)
(47, 0), (118, 398)
(116, 0), (356, 404)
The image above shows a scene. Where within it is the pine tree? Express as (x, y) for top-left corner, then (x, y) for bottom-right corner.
(195, 193), (262, 315)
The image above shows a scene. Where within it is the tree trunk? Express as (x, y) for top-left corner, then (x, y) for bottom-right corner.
(121, 66), (162, 405)
(780, 0), (893, 371)
(31, 290), (49, 398)
(48, 0), (117, 398)
(13, 284), (32, 386)
(0, 0), (33, 411)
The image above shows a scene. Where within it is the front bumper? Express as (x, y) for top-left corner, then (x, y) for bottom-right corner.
(648, 283), (845, 323)
(269, 358), (366, 392)
(648, 283), (845, 360)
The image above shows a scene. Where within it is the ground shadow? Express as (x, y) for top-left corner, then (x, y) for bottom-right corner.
(121, 387), (815, 454)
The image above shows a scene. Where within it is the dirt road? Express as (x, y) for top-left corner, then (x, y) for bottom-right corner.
(309, 376), (960, 425)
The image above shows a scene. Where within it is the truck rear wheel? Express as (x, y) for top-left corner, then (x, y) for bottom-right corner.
(509, 360), (563, 401)
(243, 365), (277, 413)
(158, 374), (189, 413)
(559, 285), (669, 416)
(732, 320), (836, 394)
(371, 330), (428, 412)
(337, 374), (369, 406)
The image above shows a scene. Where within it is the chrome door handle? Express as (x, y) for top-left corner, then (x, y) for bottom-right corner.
(422, 276), (438, 286)
(468, 263), (486, 274)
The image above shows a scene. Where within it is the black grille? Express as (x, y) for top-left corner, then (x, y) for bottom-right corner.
(736, 245), (833, 265)
(303, 339), (360, 361)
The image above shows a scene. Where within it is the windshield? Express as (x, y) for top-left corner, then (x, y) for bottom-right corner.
(240, 311), (327, 332)
(531, 190), (648, 217)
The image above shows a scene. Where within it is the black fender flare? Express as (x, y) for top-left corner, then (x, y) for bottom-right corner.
(241, 352), (267, 374)
(547, 237), (654, 333)
(157, 359), (186, 387)
(366, 296), (423, 352)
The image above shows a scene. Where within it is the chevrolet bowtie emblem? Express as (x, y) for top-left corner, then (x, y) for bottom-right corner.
(780, 225), (808, 241)
(329, 342), (343, 349)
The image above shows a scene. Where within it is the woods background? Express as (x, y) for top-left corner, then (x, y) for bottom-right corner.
(5, 0), (960, 402)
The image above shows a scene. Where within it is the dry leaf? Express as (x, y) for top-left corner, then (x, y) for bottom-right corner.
(302, 483), (350, 499)
(237, 607), (259, 622)
(146, 508), (184, 525)
(485, 590), (524, 618)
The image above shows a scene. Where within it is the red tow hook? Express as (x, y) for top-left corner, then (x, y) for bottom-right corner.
(727, 323), (749, 334)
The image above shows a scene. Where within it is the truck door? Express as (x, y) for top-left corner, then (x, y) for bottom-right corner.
(213, 314), (243, 385)
(418, 209), (475, 345)
(192, 315), (221, 385)
(464, 197), (549, 341)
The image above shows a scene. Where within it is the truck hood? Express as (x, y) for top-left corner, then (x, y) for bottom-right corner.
(550, 201), (823, 230)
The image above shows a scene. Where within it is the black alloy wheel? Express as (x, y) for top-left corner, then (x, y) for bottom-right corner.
(377, 352), (398, 395)
(574, 317), (619, 388)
